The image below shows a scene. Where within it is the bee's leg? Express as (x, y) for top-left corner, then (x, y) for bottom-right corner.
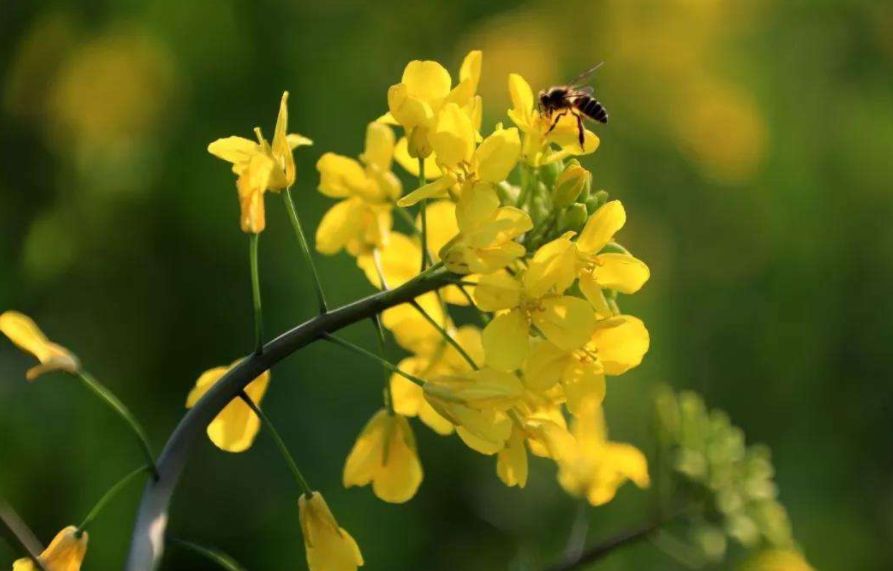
(575, 112), (585, 148)
(546, 111), (568, 134)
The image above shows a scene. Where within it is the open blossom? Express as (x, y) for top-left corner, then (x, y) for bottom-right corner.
(507, 73), (599, 165)
(185, 362), (270, 453)
(208, 91), (313, 233)
(386, 51), (482, 160)
(13, 526), (88, 571)
(555, 398), (650, 506)
(0, 311), (80, 381)
(473, 262), (598, 372)
(343, 410), (423, 503)
(298, 492), (364, 571)
(316, 122), (402, 256)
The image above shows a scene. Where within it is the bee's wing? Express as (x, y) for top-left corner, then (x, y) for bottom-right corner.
(567, 62), (604, 88)
(575, 85), (595, 95)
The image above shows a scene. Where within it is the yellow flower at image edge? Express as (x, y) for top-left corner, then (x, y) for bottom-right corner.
(299, 492), (364, 571)
(0, 311), (80, 381)
(343, 409), (423, 503)
(13, 526), (88, 571)
(185, 363), (270, 453)
(208, 91), (313, 233)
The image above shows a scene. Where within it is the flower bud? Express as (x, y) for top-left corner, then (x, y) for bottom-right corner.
(585, 189), (609, 214)
(553, 161), (591, 207)
(407, 126), (433, 159)
(538, 159), (563, 188)
(530, 193), (550, 225)
(559, 203), (588, 234)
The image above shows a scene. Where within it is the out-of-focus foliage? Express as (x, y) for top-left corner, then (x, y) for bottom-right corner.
(1, 0), (891, 569)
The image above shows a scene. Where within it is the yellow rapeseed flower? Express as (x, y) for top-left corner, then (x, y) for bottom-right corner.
(523, 315), (650, 414)
(0, 311), (80, 381)
(473, 263), (598, 372)
(298, 492), (364, 571)
(386, 51), (482, 160)
(208, 91), (313, 233)
(13, 526), (88, 571)
(185, 362), (270, 453)
(439, 184), (532, 275)
(343, 409), (423, 503)
(507, 73), (600, 165)
(555, 398), (649, 506)
(316, 123), (401, 256)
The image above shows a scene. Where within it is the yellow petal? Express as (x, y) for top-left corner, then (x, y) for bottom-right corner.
(186, 363), (270, 453)
(482, 309), (529, 371)
(459, 50), (482, 93)
(532, 296), (597, 351)
(356, 232), (420, 289)
(270, 91), (296, 189)
(394, 137), (442, 179)
(563, 364), (606, 415)
(0, 311), (80, 380)
(430, 103), (475, 169)
(343, 409), (390, 488)
(381, 293), (445, 354)
(401, 60), (452, 106)
(31, 526), (88, 571)
(577, 200), (626, 254)
(577, 271), (614, 317)
(590, 315), (650, 375)
(418, 200), (458, 260)
(315, 199), (359, 255)
(360, 122), (395, 173)
(396, 174), (456, 207)
(455, 182), (499, 231)
(522, 340), (568, 392)
(236, 152), (274, 233)
(316, 153), (370, 199)
(372, 414), (423, 503)
(473, 270), (522, 312)
(496, 427), (528, 488)
(473, 126), (521, 183)
(593, 253), (650, 294)
(208, 136), (260, 166)
(299, 492), (364, 571)
(507, 73), (534, 129)
(605, 442), (650, 489)
(387, 83), (433, 129)
(287, 133), (314, 150)
(524, 234), (578, 298)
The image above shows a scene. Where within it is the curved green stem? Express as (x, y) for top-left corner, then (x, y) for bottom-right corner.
(249, 233), (264, 355)
(76, 372), (158, 480)
(168, 537), (247, 571)
(238, 391), (312, 495)
(78, 465), (150, 533)
(409, 300), (479, 370)
(282, 189), (328, 314)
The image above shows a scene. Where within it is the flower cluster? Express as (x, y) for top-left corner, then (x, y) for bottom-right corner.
(314, 50), (652, 518)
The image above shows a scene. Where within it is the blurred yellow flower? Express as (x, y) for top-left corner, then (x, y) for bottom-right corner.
(556, 398), (649, 506)
(13, 526), (88, 571)
(208, 91), (312, 233)
(439, 185), (532, 274)
(738, 549), (814, 571)
(0, 311), (80, 381)
(507, 73), (599, 165)
(185, 363), (270, 453)
(316, 123), (401, 256)
(298, 492), (364, 571)
(496, 426), (528, 487)
(343, 410), (423, 503)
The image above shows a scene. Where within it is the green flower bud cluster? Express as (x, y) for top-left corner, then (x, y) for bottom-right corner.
(655, 388), (797, 562)
(524, 160), (605, 251)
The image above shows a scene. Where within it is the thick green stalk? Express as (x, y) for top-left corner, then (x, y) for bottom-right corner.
(282, 189), (328, 314)
(126, 263), (450, 570)
(76, 372), (158, 480)
(0, 498), (48, 571)
(238, 391), (312, 495)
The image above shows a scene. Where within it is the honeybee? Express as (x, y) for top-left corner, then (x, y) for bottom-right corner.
(538, 63), (608, 147)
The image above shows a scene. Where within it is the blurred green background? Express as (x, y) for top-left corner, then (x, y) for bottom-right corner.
(2, 0), (891, 569)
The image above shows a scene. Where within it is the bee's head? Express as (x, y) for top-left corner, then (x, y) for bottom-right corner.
(538, 87), (565, 113)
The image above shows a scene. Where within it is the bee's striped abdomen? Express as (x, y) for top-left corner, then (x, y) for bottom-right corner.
(575, 96), (608, 124)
